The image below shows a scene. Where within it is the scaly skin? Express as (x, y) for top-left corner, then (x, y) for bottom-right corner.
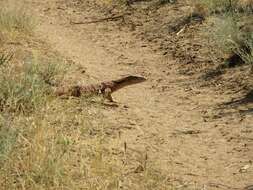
(54, 75), (146, 102)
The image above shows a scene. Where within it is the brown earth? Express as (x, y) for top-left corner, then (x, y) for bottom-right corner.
(24, 0), (253, 189)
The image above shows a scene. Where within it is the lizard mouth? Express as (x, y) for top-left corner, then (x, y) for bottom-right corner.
(132, 76), (146, 82)
(124, 75), (147, 84)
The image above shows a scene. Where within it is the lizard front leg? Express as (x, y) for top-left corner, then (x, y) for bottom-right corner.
(104, 88), (114, 102)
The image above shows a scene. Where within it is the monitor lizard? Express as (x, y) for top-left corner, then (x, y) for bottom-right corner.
(54, 75), (146, 102)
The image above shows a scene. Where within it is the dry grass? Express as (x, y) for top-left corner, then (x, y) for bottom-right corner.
(0, 97), (171, 190)
(0, 2), (172, 190)
(0, 1), (35, 34)
(195, 0), (252, 15)
(198, 0), (235, 12)
(0, 52), (171, 190)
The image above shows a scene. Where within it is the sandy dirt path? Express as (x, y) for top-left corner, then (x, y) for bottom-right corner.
(25, 0), (253, 189)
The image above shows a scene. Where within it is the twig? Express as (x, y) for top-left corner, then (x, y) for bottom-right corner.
(176, 26), (186, 36)
(70, 13), (130, 25)
(174, 129), (202, 135)
(207, 182), (242, 190)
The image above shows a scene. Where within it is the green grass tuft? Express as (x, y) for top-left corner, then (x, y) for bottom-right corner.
(0, 55), (65, 114)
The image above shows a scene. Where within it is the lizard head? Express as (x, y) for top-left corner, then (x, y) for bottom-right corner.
(114, 75), (146, 85)
(125, 75), (146, 84)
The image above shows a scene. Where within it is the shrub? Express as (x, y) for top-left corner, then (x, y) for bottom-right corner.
(207, 13), (253, 66)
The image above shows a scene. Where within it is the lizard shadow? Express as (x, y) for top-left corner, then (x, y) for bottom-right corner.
(102, 102), (119, 107)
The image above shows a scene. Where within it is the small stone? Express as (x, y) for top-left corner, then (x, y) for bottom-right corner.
(134, 165), (144, 173)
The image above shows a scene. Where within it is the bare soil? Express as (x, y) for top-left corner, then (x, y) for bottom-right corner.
(24, 0), (253, 189)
